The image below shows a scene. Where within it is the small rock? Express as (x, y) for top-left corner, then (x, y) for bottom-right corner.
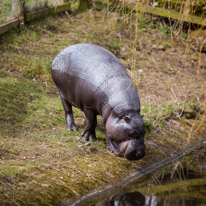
(84, 142), (91, 146)
(41, 183), (49, 187)
(152, 2), (158, 7)
(19, 182), (27, 186)
(158, 45), (166, 50)
(76, 136), (81, 141)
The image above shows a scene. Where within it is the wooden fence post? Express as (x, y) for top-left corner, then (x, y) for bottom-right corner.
(78, 0), (89, 11)
(12, 0), (25, 22)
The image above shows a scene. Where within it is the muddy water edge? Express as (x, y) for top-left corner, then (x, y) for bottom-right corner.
(67, 139), (206, 206)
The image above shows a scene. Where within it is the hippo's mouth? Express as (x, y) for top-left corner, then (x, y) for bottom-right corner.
(107, 137), (145, 160)
(119, 140), (130, 156)
(119, 140), (146, 161)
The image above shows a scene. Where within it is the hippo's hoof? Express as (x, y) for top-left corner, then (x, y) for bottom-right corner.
(81, 130), (96, 141)
(67, 124), (79, 131)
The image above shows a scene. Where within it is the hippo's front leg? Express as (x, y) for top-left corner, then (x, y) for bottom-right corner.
(81, 109), (97, 141)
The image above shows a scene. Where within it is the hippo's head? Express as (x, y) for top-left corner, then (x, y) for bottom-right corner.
(106, 111), (145, 161)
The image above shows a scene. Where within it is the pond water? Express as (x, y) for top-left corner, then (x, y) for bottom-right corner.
(95, 172), (206, 206)
(68, 142), (206, 206)
(95, 148), (206, 206)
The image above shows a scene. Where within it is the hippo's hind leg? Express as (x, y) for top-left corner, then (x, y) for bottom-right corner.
(60, 94), (79, 131)
(82, 109), (97, 141)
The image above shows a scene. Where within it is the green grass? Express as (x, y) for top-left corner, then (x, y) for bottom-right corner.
(0, 5), (204, 206)
(0, 10), (142, 205)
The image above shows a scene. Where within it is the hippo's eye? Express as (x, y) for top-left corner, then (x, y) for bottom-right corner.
(123, 116), (130, 123)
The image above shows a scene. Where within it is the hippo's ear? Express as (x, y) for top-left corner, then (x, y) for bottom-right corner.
(124, 115), (130, 123)
(141, 115), (144, 118)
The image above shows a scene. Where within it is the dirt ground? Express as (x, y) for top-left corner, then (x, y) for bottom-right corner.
(0, 4), (205, 206)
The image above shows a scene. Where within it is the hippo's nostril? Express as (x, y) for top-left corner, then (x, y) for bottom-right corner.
(126, 150), (145, 161)
(138, 150), (145, 159)
(137, 151), (145, 159)
(137, 152), (141, 158)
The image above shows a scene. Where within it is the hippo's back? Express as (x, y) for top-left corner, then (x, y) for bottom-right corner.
(52, 44), (140, 119)
(52, 43), (129, 84)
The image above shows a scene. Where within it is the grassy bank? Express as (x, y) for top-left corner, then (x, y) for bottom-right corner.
(0, 5), (205, 206)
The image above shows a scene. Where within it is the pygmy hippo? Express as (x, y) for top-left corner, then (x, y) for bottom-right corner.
(51, 43), (145, 160)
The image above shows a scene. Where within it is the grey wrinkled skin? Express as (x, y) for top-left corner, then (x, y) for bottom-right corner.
(51, 43), (145, 161)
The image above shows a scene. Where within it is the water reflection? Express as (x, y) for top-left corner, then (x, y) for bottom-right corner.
(144, 182), (206, 206)
(72, 146), (205, 206)
(95, 178), (206, 206)
(95, 191), (145, 206)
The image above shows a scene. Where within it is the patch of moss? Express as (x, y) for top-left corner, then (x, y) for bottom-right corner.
(0, 6), (204, 206)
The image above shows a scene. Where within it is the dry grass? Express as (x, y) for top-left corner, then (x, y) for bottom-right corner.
(102, 0), (206, 132)
(0, 2), (205, 205)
